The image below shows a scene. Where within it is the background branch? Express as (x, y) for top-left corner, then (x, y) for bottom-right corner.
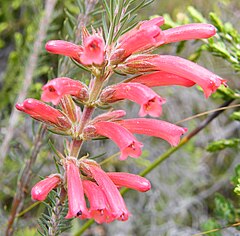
(0, 0), (57, 163)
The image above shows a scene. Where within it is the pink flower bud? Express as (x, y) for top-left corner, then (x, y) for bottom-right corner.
(117, 118), (187, 146)
(100, 83), (166, 117)
(91, 110), (126, 123)
(45, 40), (83, 62)
(16, 98), (71, 130)
(84, 162), (130, 221)
(80, 35), (105, 65)
(93, 121), (143, 160)
(107, 172), (151, 192)
(163, 23), (216, 44)
(83, 180), (114, 223)
(129, 71), (195, 87)
(41, 77), (89, 105)
(31, 175), (61, 201)
(65, 159), (89, 219)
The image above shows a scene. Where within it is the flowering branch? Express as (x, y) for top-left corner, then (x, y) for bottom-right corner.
(76, 98), (236, 235)
(12, 0), (232, 233)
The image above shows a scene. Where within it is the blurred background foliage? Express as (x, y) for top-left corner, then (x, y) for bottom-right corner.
(0, 0), (239, 235)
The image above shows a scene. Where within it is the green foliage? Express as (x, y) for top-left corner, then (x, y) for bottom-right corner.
(206, 139), (240, 152)
(214, 193), (236, 223)
(201, 219), (222, 236)
(230, 111), (240, 121)
(38, 190), (72, 236)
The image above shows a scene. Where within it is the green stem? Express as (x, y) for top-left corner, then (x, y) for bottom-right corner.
(74, 219), (94, 236)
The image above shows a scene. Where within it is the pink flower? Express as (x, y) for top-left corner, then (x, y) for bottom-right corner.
(80, 34), (105, 65)
(121, 54), (226, 97)
(117, 118), (187, 146)
(163, 23), (216, 44)
(129, 71), (195, 87)
(41, 77), (89, 105)
(100, 83), (166, 117)
(107, 172), (151, 192)
(15, 98), (71, 130)
(83, 162), (129, 221)
(113, 17), (165, 61)
(31, 175), (61, 201)
(45, 40), (83, 62)
(65, 159), (89, 219)
(93, 121), (143, 160)
(83, 180), (114, 223)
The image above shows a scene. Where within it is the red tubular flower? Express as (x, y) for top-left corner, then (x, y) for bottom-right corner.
(31, 175), (61, 201)
(93, 121), (143, 160)
(83, 180), (114, 223)
(100, 83), (166, 117)
(121, 54), (226, 98)
(65, 159), (89, 219)
(107, 172), (151, 192)
(80, 34), (105, 65)
(84, 162), (130, 221)
(16, 98), (71, 130)
(45, 40), (83, 62)
(117, 118), (187, 146)
(163, 23), (216, 44)
(41, 77), (89, 105)
(129, 71), (195, 87)
(113, 17), (165, 61)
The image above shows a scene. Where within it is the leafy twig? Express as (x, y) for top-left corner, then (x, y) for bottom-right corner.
(5, 125), (47, 236)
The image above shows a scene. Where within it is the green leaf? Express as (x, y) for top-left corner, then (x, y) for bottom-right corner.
(209, 12), (224, 32)
(214, 193), (236, 223)
(230, 111), (240, 121)
(206, 138), (240, 152)
(187, 6), (207, 23)
(201, 219), (222, 236)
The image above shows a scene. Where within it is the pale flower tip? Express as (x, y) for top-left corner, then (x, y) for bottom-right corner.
(45, 40), (56, 52)
(142, 179), (151, 192)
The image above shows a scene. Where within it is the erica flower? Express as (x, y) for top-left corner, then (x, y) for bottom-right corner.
(117, 118), (187, 146)
(107, 172), (151, 192)
(65, 159), (89, 219)
(129, 71), (195, 87)
(41, 77), (89, 105)
(45, 40), (83, 62)
(16, 98), (71, 130)
(31, 174), (62, 201)
(83, 180), (113, 223)
(100, 83), (166, 117)
(80, 34), (105, 65)
(83, 161), (129, 221)
(163, 23), (216, 44)
(92, 121), (143, 160)
(112, 17), (165, 62)
(119, 54), (226, 97)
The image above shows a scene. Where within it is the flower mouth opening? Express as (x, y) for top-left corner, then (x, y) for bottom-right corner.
(48, 86), (56, 92)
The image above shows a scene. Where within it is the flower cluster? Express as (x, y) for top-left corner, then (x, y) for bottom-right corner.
(16, 16), (226, 223)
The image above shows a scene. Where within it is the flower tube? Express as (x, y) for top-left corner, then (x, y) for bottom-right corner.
(41, 77), (89, 105)
(93, 121), (143, 160)
(100, 83), (166, 117)
(118, 118), (187, 146)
